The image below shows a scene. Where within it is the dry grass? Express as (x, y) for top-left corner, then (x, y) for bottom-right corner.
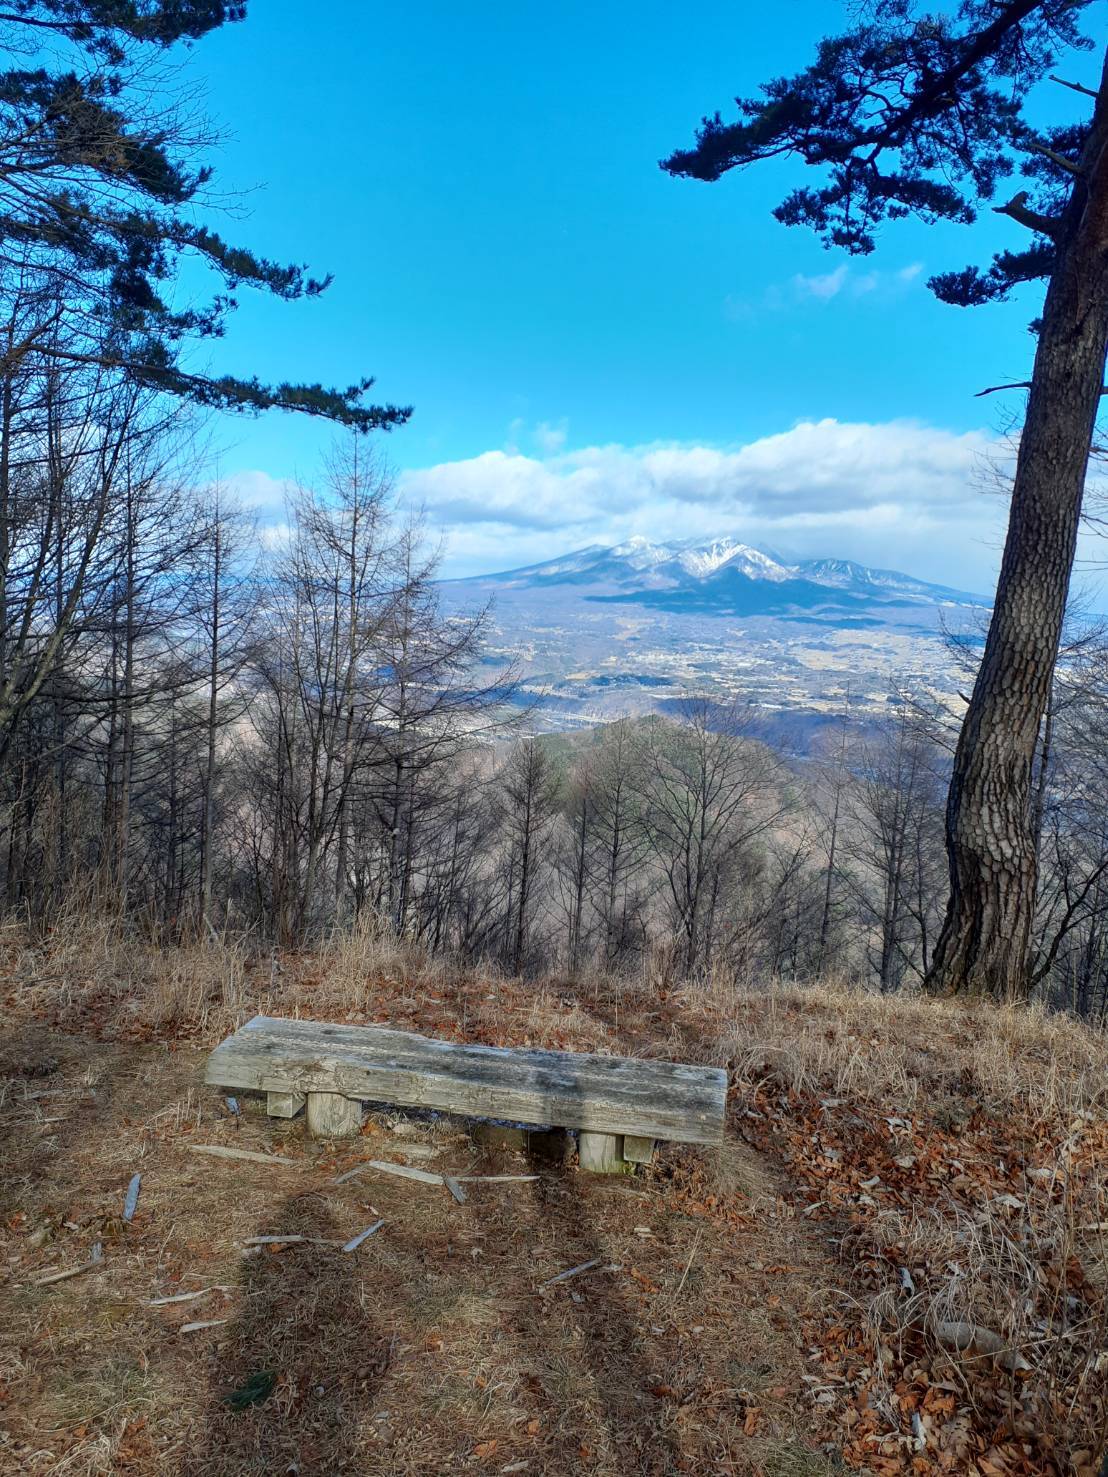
(0, 923), (834, 1477)
(687, 975), (1108, 1471)
(4, 919), (1108, 1472)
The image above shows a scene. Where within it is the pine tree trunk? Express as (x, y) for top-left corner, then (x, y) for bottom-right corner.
(927, 62), (1108, 1000)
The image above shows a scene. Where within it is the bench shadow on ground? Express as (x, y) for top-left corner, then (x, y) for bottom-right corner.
(511, 1134), (687, 1476)
(176, 1193), (391, 1477)
(176, 1137), (686, 1477)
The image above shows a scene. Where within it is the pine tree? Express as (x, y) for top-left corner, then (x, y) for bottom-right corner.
(664, 0), (1108, 999)
(0, 2), (409, 431)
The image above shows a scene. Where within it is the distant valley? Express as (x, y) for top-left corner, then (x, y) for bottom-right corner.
(441, 536), (988, 749)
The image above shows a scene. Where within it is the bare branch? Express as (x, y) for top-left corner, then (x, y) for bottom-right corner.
(976, 381), (1032, 398)
(977, 381), (1108, 398)
(994, 191), (1061, 237)
(1048, 74), (1100, 101)
(1025, 141), (1082, 177)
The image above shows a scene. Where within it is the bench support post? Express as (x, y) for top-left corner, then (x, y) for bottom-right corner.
(267, 1091), (306, 1119)
(306, 1091), (362, 1139)
(577, 1130), (633, 1174)
(622, 1135), (655, 1165)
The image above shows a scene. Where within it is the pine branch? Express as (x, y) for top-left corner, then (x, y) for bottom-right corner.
(994, 191), (1061, 236)
(1025, 141), (1083, 176)
(1049, 73), (1100, 100)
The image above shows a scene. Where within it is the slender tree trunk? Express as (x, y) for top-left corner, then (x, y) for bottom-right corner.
(199, 521), (221, 935)
(927, 59), (1108, 1000)
(164, 694), (178, 928)
(818, 713), (849, 972)
(117, 469), (136, 912)
(513, 781), (533, 977)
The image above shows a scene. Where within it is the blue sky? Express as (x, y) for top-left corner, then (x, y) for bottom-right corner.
(181, 1), (1103, 592)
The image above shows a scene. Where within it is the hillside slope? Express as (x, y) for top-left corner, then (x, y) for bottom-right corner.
(1, 928), (1105, 1475)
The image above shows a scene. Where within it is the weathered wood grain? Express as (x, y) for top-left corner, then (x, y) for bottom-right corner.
(204, 1016), (726, 1144)
(266, 1090), (305, 1119)
(578, 1130), (631, 1173)
(306, 1091), (362, 1138)
(622, 1135), (656, 1164)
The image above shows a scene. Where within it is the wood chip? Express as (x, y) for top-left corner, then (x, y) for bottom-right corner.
(34, 1242), (103, 1286)
(454, 1174), (539, 1184)
(242, 1234), (341, 1248)
(332, 1164), (370, 1185)
(149, 1286), (231, 1306)
(123, 1172), (141, 1222)
(444, 1177), (467, 1204)
(539, 1257), (603, 1289)
(188, 1144), (288, 1166)
(342, 1219), (385, 1252)
(363, 1160), (445, 1186)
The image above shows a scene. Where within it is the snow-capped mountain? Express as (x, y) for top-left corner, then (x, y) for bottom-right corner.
(459, 536), (985, 618)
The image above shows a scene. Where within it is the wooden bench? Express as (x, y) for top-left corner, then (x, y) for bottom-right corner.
(204, 1015), (727, 1171)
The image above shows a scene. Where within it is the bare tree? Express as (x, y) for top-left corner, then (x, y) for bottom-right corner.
(636, 700), (786, 977)
(497, 737), (562, 976)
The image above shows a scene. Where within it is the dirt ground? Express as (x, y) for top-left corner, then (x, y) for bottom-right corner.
(0, 1022), (835, 1477)
(5, 931), (1108, 1475)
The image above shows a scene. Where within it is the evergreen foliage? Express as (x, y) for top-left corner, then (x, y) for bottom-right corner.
(662, 0), (1094, 308)
(0, 1), (409, 429)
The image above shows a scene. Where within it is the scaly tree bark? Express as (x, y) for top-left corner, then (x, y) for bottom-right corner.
(664, 0), (1106, 997)
(933, 69), (1108, 995)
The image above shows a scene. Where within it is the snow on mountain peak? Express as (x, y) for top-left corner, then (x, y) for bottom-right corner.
(461, 534), (982, 610)
(608, 536), (673, 571)
(675, 538), (791, 582)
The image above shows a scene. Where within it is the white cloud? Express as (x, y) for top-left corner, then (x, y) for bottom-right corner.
(728, 261), (925, 318)
(505, 417), (569, 456)
(793, 264), (848, 300)
(221, 468), (297, 526)
(398, 419), (1011, 591)
(534, 419), (568, 455)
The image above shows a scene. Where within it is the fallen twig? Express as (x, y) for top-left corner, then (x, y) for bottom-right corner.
(188, 1144), (289, 1166)
(444, 1176), (467, 1204)
(363, 1160), (445, 1186)
(674, 1227), (702, 1298)
(180, 1319), (228, 1334)
(149, 1286), (231, 1306)
(332, 1163), (370, 1185)
(343, 1219), (385, 1252)
(34, 1242), (103, 1286)
(242, 1234), (341, 1248)
(539, 1257), (604, 1289)
(454, 1174), (539, 1184)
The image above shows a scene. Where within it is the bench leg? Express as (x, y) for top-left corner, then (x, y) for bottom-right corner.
(306, 1092), (362, 1139)
(267, 1091), (306, 1119)
(622, 1135), (655, 1165)
(577, 1130), (633, 1174)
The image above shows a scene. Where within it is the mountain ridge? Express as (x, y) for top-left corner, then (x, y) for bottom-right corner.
(452, 535), (987, 619)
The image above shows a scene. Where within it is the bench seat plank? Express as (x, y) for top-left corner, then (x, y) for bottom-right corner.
(204, 1015), (726, 1144)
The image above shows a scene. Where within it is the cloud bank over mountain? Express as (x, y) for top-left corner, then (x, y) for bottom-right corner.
(396, 418), (1009, 590)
